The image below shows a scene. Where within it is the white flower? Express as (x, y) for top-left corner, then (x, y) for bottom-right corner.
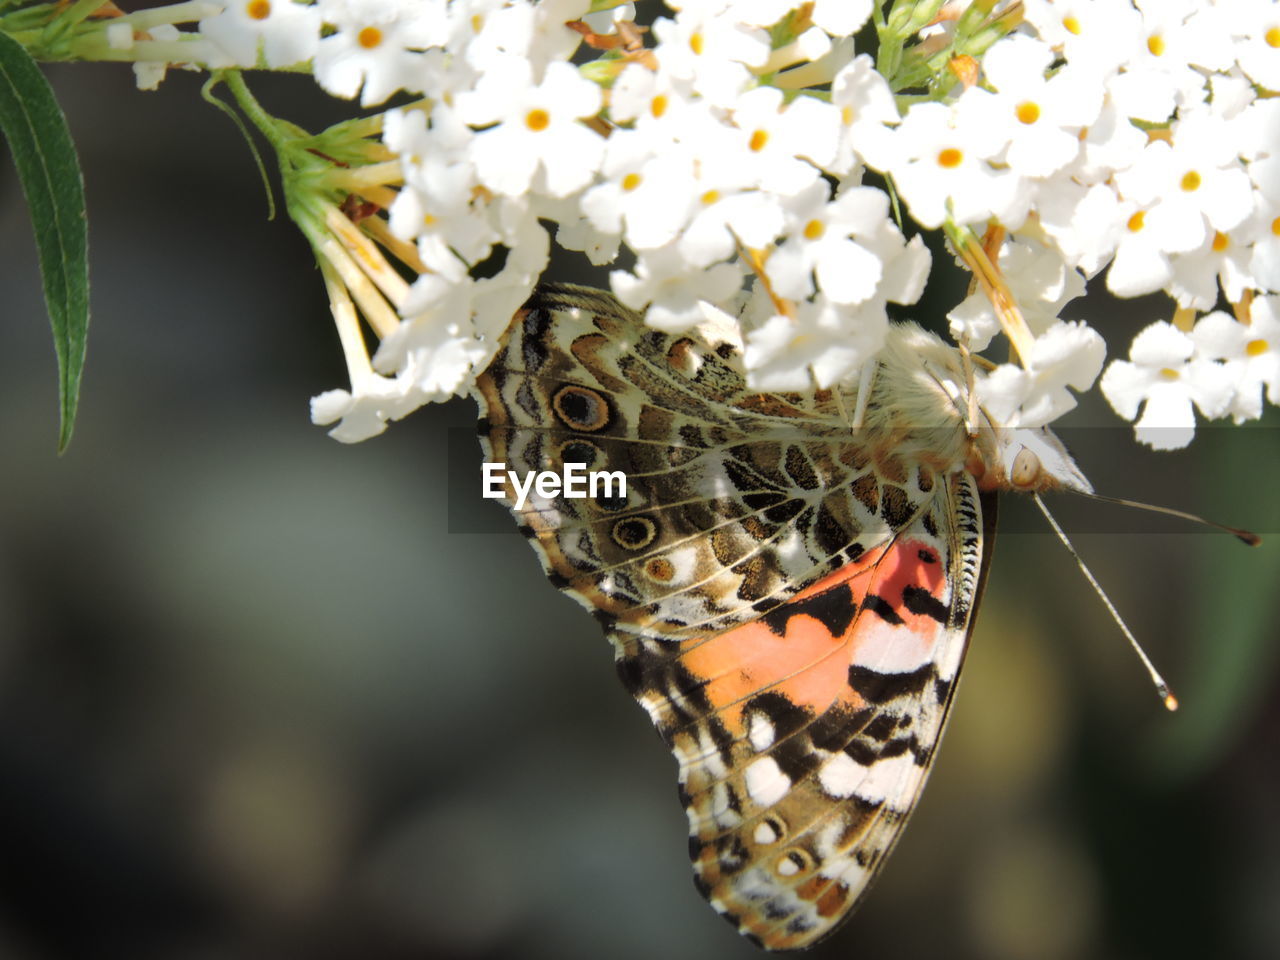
(374, 316), (489, 401)
(200, 0), (321, 68)
(1114, 110), (1254, 254)
(1227, 0), (1280, 92)
(1106, 0), (1226, 122)
(1247, 191), (1280, 292)
(963, 35), (1102, 179)
(311, 352), (424, 443)
(313, 0), (449, 105)
(462, 0), (589, 73)
(1104, 199), (1174, 297)
(829, 54), (899, 174)
(650, 11), (761, 107)
(1166, 217), (1264, 310)
(1037, 179), (1127, 276)
(1022, 0), (1142, 81)
(1100, 320), (1234, 449)
(457, 58), (604, 197)
(888, 101), (1025, 229)
(1070, 96), (1146, 185)
(610, 244), (744, 334)
(677, 184), (785, 268)
(610, 62), (696, 135)
(742, 295), (886, 391)
(976, 321), (1105, 428)
(580, 130), (698, 251)
(768, 182), (889, 305)
(1190, 301), (1280, 422)
(728, 86), (840, 194)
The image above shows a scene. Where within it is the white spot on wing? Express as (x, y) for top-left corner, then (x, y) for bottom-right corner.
(851, 620), (935, 672)
(753, 821), (778, 845)
(663, 545), (699, 585)
(817, 751), (919, 806)
(744, 757), (790, 806)
(777, 856), (800, 876)
(748, 712), (775, 751)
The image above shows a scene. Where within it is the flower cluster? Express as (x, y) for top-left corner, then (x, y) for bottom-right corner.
(63, 0), (1280, 447)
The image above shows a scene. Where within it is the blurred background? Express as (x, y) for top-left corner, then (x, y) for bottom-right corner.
(1, 54), (1278, 960)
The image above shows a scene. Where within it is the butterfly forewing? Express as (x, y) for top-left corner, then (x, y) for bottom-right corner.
(475, 284), (943, 639)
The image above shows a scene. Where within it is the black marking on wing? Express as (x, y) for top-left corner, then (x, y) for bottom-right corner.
(807, 704), (873, 752)
(745, 691), (817, 743)
(902, 584), (949, 624)
(763, 499), (805, 524)
(521, 305), (553, 372)
(880, 484), (913, 528)
(846, 663), (936, 704)
(814, 504), (848, 558)
(861, 594), (903, 626)
(760, 582), (858, 638)
(784, 446), (820, 490)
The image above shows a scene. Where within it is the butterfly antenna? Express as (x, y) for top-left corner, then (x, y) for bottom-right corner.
(1073, 491), (1262, 546)
(1032, 493), (1179, 712)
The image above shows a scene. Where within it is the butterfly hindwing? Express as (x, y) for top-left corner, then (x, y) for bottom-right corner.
(611, 473), (993, 949)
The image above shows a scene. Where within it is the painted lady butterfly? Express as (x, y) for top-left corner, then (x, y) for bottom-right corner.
(473, 283), (1093, 949)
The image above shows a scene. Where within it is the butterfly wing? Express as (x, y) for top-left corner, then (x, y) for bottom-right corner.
(474, 283), (992, 948)
(612, 474), (994, 949)
(474, 284), (942, 640)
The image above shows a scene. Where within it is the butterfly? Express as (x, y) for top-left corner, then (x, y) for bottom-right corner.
(472, 282), (1092, 949)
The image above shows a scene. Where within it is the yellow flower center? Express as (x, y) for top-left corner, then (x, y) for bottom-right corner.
(803, 219), (825, 241)
(689, 31), (704, 55)
(749, 129), (769, 152)
(621, 172), (642, 192)
(1267, 26), (1280, 48)
(1246, 338), (1270, 357)
(358, 26), (383, 49)
(937, 147), (963, 168)
(1127, 211), (1146, 232)
(841, 105), (855, 126)
(650, 95), (668, 119)
(246, 0), (271, 20)
(1212, 232), (1230, 252)
(1062, 15), (1081, 35)
(1015, 101), (1041, 125)
(422, 213), (438, 227)
(700, 189), (720, 205)
(1271, 215), (1280, 236)
(1159, 367), (1180, 380)
(525, 108), (550, 132)
(1147, 33), (1165, 56)
(1180, 170), (1202, 191)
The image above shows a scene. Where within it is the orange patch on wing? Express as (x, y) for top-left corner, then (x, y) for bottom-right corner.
(874, 539), (946, 629)
(678, 544), (894, 734)
(815, 882), (850, 918)
(843, 538), (950, 672)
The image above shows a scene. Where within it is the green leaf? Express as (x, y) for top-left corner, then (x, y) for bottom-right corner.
(0, 30), (89, 452)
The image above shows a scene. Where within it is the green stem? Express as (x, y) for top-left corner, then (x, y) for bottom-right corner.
(38, 0), (107, 50)
(221, 70), (290, 151)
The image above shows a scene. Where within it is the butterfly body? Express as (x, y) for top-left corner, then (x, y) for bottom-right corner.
(473, 284), (1090, 949)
